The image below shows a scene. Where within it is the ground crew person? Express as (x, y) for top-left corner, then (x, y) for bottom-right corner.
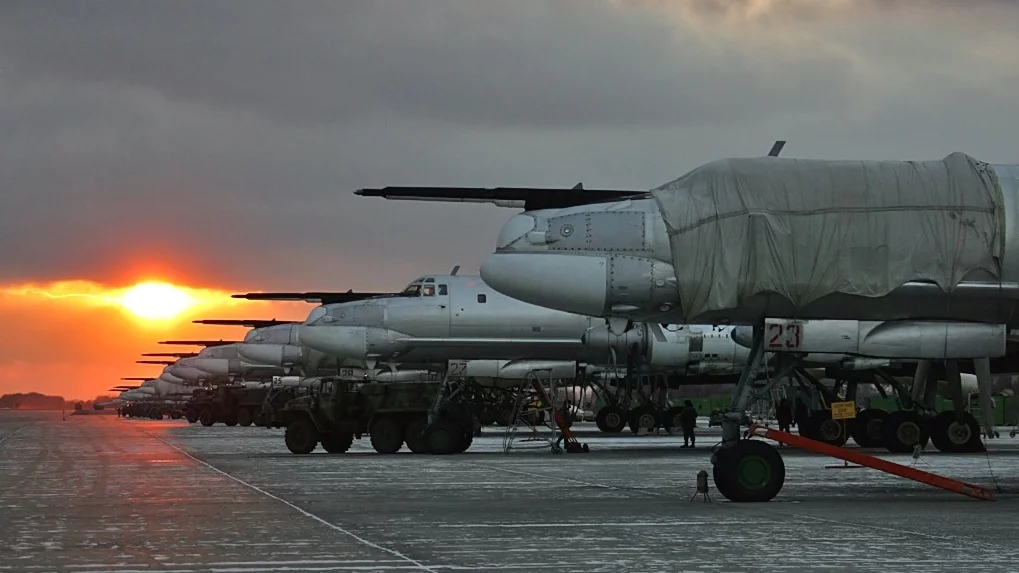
(794, 398), (809, 431)
(776, 398), (793, 433)
(680, 400), (698, 448)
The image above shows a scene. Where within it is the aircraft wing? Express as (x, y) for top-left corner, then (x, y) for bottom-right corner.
(120, 378), (150, 381)
(141, 352), (198, 358)
(232, 291), (392, 304)
(353, 142), (786, 211)
(136, 360), (176, 365)
(355, 184), (645, 211)
(193, 319), (297, 328)
(158, 340), (239, 347)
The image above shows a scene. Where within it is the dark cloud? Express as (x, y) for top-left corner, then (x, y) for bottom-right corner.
(0, 1), (854, 128)
(0, 0), (1017, 294)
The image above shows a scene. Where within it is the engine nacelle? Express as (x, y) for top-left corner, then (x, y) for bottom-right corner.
(645, 326), (692, 367)
(446, 359), (578, 380)
(581, 323), (647, 357)
(759, 319), (1006, 359)
(685, 361), (739, 375)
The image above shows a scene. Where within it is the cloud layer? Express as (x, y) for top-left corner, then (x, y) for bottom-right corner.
(1, 1), (1018, 395)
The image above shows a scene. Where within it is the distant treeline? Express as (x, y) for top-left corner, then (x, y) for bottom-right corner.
(0, 393), (115, 410)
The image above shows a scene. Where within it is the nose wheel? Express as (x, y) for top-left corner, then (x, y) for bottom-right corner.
(711, 439), (786, 503)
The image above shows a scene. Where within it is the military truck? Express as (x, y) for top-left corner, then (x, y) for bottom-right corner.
(185, 384), (273, 427)
(280, 377), (477, 455)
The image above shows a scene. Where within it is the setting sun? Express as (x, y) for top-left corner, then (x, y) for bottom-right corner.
(116, 281), (196, 320)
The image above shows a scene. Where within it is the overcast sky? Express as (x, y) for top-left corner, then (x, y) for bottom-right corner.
(1, 0), (1018, 397)
(3, 0), (1017, 292)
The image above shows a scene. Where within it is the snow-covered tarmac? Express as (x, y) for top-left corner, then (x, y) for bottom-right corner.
(3, 411), (1019, 572)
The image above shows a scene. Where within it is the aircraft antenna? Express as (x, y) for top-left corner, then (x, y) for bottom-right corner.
(768, 140), (786, 157)
(450, 265), (460, 276)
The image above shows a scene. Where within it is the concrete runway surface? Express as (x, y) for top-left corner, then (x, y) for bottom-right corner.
(4, 411), (1019, 572)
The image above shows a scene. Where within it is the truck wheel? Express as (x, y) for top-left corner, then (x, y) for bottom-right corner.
(237, 408), (252, 427)
(370, 416), (404, 454)
(285, 417), (318, 454)
(321, 431), (354, 454)
(425, 419), (463, 455)
(661, 406), (684, 436)
(404, 416), (429, 454)
(199, 408), (215, 427)
(185, 408), (199, 424)
(456, 428), (474, 453)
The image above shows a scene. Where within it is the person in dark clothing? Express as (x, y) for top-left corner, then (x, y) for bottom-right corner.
(776, 398), (793, 434)
(794, 398), (809, 432)
(679, 399), (698, 448)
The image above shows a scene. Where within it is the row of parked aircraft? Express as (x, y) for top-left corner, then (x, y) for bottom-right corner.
(115, 141), (1018, 502)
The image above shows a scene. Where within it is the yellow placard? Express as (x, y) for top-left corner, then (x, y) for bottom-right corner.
(831, 401), (856, 420)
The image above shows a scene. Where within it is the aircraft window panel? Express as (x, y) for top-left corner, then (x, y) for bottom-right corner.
(478, 294), (487, 303)
(425, 278), (435, 283)
(438, 284), (448, 296)
(423, 285), (435, 297)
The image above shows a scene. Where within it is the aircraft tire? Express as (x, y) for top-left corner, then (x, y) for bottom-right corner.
(807, 410), (848, 447)
(321, 430), (354, 454)
(404, 415), (430, 454)
(370, 416), (404, 454)
(199, 408), (215, 427)
(930, 411), (985, 453)
(628, 406), (657, 436)
(284, 417), (318, 454)
(424, 418), (463, 455)
(882, 410), (930, 453)
(596, 405), (627, 433)
(849, 409), (886, 448)
(237, 408), (253, 427)
(712, 440), (785, 502)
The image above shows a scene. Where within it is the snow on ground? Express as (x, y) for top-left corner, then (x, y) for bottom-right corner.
(3, 412), (1019, 572)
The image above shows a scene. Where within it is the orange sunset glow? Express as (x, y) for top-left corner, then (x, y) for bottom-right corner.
(0, 279), (312, 400)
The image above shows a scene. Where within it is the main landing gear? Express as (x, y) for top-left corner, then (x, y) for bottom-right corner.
(708, 326), (1000, 502)
(710, 326), (792, 502)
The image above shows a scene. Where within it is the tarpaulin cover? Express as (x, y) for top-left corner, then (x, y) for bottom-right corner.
(650, 152), (1004, 320)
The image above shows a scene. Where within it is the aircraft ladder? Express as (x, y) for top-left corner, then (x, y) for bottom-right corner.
(746, 424), (994, 500)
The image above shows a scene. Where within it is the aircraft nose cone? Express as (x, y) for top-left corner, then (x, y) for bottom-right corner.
(731, 326), (754, 349)
(297, 326), (369, 359)
(166, 366), (208, 382)
(238, 343), (291, 367)
(480, 252), (608, 316)
(161, 370), (186, 384)
(188, 358), (231, 376)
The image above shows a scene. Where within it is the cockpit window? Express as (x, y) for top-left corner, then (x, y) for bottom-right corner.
(438, 284), (448, 296)
(402, 283), (422, 296)
(425, 277), (435, 283)
(423, 285), (435, 297)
